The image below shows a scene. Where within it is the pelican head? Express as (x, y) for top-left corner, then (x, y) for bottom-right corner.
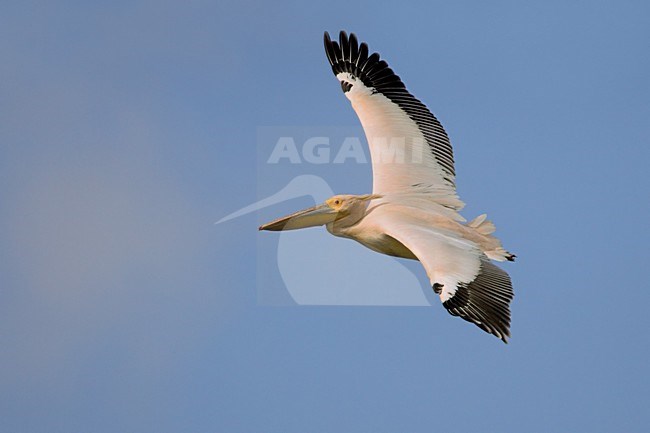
(259, 194), (380, 232)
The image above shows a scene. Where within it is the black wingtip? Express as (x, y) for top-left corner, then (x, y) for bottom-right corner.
(442, 258), (514, 344)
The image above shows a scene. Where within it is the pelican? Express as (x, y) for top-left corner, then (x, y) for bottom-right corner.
(260, 31), (516, 343)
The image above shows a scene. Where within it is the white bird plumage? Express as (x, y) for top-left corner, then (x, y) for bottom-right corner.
(260, 31), (516, 343)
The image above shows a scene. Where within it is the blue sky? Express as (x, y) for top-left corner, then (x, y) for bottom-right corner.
(1, 1), (649, 432)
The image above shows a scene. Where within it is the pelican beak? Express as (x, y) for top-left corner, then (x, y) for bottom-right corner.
(259, 203), (338, 231)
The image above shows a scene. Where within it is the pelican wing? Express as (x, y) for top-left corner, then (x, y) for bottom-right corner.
(374, 209), (513, 342)
(324, 31), (459, 207)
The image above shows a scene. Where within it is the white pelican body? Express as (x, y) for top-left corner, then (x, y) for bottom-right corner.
(260, 31), (515, 342)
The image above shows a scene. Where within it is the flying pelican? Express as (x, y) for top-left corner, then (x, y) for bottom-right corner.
(259, 31), (516, 343)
